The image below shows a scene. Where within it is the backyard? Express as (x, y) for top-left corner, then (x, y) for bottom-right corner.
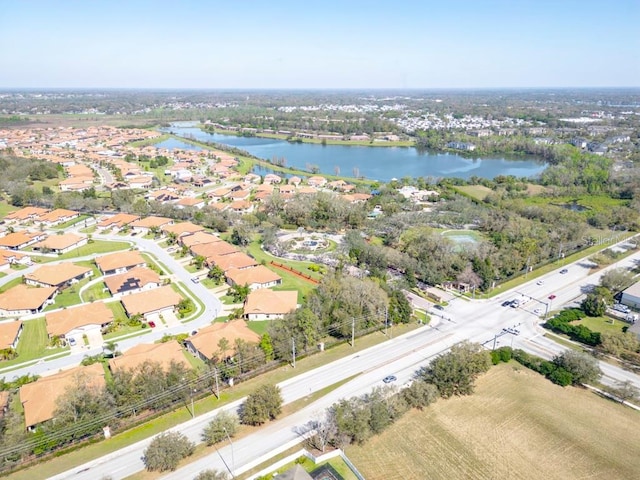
(0, 318), (68, 368)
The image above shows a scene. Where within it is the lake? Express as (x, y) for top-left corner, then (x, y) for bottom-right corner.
(158, 123), (547, 182)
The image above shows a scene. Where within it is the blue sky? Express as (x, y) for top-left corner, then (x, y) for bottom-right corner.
(0, 0), (638, 89)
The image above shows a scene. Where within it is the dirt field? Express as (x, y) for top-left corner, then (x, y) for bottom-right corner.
(347, 363), (640, 480)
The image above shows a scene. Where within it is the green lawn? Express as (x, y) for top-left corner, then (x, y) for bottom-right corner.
(453, 184), (494, 201)
(573, 315), (627, 334)
(0, 318), (68, 368)
(246, 320), (270, 336)
(81, 282), (111, 302)
(104, 301), (128, 324)
(36, 240), (131, 261)
(0, 272), (6, 279)
(0, 201), (18, 220)
(52, 215), (90, 230)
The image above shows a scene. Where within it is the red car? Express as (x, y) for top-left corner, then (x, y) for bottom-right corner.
(548, 294), (556, 300)
(148, 321), (156, 328)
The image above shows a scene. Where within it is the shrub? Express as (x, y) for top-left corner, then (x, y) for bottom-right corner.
(142, 431), (195, 472)
(202, 410), (239, 446)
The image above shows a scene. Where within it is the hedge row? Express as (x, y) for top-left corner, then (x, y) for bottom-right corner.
(544, 308), (601, 346)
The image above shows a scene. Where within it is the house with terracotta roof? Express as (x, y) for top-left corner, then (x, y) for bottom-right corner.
(35, 209), (79, 227)
(0, 321), (23, 349)
(120, 285), (182, 319)
(185, 320), (260, 362)
(180, 231), (221, 248)
(20, 363), (105, 430)
(103, 266), (161, 297)
(24, 263), (92, 289)
(243, 289), (298, 320)
(129, 216), (173, 234)
(190, 240), (238, 260)
(307, 176), (328, 187)
(45, 302), (114, 341)
(97, 213), (140, 231)
(228, 200), (254, 214)
(288, 176), (302, 186)
(108, 340), (191, 373)
(95, 250), (146, 275)
(126, 175), (154, 189)
(210, 251), (258, 272)
(31, 233), (87, 254)
(176, 197), (206, 209)
(0, 249), (31, 267)
(0, 231), (47, 250)
(161, 222), (205, 238)
(4, 207), (49, 224)
(264, 173), (283, 185)
(226, 265), (281, 290)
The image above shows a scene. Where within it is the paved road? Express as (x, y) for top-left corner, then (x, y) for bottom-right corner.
(49, 247), (640, 480)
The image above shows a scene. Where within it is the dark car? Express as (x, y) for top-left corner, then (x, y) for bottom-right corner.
(559, 269), (568, 274)
(383, 375), (397, 384)
(434, 305), (445, 311)
(548, 294), (556, 300)
(501, 300), (512, 307)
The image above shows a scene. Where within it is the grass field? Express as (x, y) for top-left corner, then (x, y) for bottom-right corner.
(347, 363), (640, 480)
(35, 240), (131, 262)
(0, 201), (18, 220)
(453, 184), (493, 201)
(573, 315), (627, 334)
(80, 281), (111, 302)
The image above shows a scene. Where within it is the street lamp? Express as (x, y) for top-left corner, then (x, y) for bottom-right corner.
(223, 427), (235, 473)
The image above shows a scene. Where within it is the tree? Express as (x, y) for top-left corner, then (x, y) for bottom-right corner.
(230, 226), (250, 246)
(600, 331), (640, 356)
(207, 265), (225, 285)
(194, 470), (229, 480)
(217, 337), (230, 361)
(201, 410), (239, 446)
(193, 255), (207, 270)
(581, 286), (613, 316)
(609, 381), (640, 403)
(259, 333), (274, 361)
(599, 268), (635, 292)
(402, 381), (439, 409)
(142, 431), (195, 472)
(553, 350), (601, 385)
(418, 342), (491, 398)
(240, 384), (283, 426)
(388, 289), (412, 324)
(228, 283), (249, 303)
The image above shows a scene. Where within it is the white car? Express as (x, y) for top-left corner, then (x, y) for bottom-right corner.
(533, 308), (543, 315)
(536, 280), (544, 286)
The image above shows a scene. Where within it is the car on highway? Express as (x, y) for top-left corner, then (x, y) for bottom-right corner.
(383, 375), (397, 384)
(559, 268), (568, 274)
(501, 300), (513, 307)
(548, 294), (556, 300)
(191, 277), (200, 283)
(433, 305), (445, 311)
(536, 280), (544, 286)
(533, 308), (543, 315)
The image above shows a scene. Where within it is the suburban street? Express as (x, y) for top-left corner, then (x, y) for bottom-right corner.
(47, 244), (640, 480)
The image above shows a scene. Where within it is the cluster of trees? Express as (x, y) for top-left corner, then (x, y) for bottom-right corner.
(545, 309), (601, 346)
(511, 348), (602, 387)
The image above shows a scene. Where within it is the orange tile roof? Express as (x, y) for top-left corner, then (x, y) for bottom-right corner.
(129, 216), (173, 229)
(0, 285), (57, 312)
(95, 250), (145, 273)
(103, 266), (161, 295)
(190, 240), (238, 259)
(0, 321), (22, 349)
(45, 302), (114, 337)
(161, 222), (205, 236)
(32, 233), (85, 251)
(20, 363), (105, 428)
(188, 320), (260, 360)
(108, 340), (191, 373)
(244, 289), (298, 316)
(211, 252), (258, 272)
(226, 265), (281, 287)
(24, 263), (91, 287)
(36, 209), (78, 223)
(5, 207), (49, 221)
(97, 213), (140, 228)
(0, 231), (42, 248)
(120, 285), (182, 316)
(180, 231), (221, 248)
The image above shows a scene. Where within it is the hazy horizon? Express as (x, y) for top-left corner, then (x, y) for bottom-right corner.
(1, 0), (638, 89)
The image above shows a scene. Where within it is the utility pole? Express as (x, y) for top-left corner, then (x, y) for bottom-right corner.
(384, 307), (388, 336)
(223, 427), (235, 474)
(292, 337), (296, 368)
(351, 317), (355, 347)
(492, 333), (498, 350)
(214, 367), (220, 400)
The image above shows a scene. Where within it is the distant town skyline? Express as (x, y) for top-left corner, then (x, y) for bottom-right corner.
(1, 0), (638, 89)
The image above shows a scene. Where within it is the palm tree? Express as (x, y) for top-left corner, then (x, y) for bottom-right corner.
(217, 337), (230, 361)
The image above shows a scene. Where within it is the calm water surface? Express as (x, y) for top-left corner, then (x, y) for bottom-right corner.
(158, 123), (547, 182)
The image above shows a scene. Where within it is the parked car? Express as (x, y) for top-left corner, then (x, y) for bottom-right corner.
(613, 304), (630, 313)
(433, 305), (444, 311)
(148, 321), (156, 328)
(68, 337), (76, 346)
(559, 269), (568, 274)
(383, 375), (397, 384)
